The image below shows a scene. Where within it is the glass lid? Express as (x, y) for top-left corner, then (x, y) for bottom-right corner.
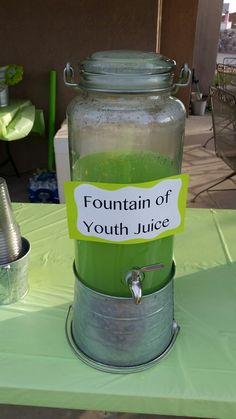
(78, 50), (176, 92)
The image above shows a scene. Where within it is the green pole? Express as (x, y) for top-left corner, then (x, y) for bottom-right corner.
(48, 69), (57, 172)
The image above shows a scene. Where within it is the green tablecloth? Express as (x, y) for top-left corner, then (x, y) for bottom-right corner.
(0, 204), (236, 418)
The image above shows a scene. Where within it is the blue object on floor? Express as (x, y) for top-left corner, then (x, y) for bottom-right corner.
(28, 172), (59, 203)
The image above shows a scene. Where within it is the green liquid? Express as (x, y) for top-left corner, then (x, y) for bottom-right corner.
(73, 150), (178, 296)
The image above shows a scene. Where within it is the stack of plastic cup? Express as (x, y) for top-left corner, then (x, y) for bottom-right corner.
(0, 178), (30, 305)
(0, 177), (22, 265)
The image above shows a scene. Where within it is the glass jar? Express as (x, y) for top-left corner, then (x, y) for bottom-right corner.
(65, 51), (188, 297)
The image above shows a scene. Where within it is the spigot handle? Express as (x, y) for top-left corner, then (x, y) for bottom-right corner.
(136, 263), (165, 274)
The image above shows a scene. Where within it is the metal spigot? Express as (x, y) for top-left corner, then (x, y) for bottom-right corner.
(125, 263), (164, 304)
(126, 269), (143, 305)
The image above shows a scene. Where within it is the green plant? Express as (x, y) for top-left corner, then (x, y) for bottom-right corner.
(0, 64), (23, 86)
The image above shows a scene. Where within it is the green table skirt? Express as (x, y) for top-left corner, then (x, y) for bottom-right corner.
(0, 204), (236, 419)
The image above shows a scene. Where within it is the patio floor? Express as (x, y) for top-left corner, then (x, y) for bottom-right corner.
(184, 112), (236, 209)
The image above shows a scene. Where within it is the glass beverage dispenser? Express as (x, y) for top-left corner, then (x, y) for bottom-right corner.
(64, 51), (190, 372)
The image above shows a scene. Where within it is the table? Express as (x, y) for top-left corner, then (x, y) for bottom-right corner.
(0, 204), (236, 419)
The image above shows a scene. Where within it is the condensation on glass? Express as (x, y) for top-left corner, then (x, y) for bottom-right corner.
(65, 51), (189, 298)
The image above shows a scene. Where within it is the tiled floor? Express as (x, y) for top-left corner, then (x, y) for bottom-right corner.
(0, 114), (232, 419)
(184, 113), (236, 209)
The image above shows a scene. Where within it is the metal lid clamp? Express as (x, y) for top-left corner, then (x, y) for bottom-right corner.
(64, 63), (78, 88)
(172, 63), (191, 94)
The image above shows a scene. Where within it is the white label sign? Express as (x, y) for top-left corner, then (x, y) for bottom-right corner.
(65, 175), (188, 243)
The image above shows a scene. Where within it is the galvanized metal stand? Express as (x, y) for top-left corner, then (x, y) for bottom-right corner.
(66, 262), (179, 373)
(0, 237), (30, 305)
